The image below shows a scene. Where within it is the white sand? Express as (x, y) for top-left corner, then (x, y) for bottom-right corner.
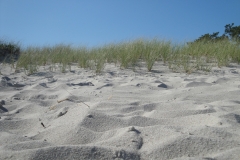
(0, 62), (240, 160)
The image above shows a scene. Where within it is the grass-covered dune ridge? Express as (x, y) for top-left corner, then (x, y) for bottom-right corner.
(1, 38), (240, 74)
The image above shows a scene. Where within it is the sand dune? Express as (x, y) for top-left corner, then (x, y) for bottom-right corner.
(0, 62), (240, 160)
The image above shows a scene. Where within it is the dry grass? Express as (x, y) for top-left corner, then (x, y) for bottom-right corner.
(1, 38), (240, 74)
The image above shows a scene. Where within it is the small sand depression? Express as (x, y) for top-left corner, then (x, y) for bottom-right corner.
(0, 62), (240, 160)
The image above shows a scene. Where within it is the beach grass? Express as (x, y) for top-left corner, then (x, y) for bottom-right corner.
(0, 40), (20, 67)
(1, 38), (240, 75)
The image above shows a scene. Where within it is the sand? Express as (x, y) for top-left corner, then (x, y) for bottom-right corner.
(0, 62), (240, 160)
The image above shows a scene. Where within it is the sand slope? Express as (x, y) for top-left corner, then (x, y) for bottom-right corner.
(0, 62), (240, 160)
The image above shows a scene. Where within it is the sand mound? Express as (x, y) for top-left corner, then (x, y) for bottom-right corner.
(0, 62), (240, 159)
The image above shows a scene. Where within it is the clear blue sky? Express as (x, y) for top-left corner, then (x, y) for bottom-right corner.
(1, 0), (240, 48)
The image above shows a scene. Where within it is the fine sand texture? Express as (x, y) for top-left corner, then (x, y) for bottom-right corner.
(1, 62), (240, 160)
